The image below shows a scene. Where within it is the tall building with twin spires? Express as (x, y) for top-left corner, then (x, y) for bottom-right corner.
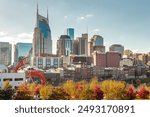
(33, 3), (52, 57)
(31, 3), (62, 69)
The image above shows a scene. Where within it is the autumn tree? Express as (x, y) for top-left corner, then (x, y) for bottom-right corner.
(49, 87), (70, 100)
(137, 86), (149, 99)
(13, 83), (33, 100)
(101, 80), (126, 100)
(63, 80), (75, 99)
(40, 85), (52, 100)
(2, 80), (12, 90)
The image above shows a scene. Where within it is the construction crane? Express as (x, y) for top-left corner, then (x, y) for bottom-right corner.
(15, 57), (46, 85)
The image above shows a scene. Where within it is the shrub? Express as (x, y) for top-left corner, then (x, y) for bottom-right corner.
(101, 80), (126, 100)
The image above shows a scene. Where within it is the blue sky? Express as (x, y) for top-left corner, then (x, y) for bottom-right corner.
(0, 0), (150, 53)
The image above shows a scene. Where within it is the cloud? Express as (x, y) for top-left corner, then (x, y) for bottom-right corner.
(76, 14), (94, 21)
(0, 32), (8, 36)
(17, 32), (33, 39)
(77, 16), (85, 20)
(64, 16), (68, 19)
(132, 50), (144, 53)
(85, 14), (94, 18)
(0, 31), (32, 43)
(92, 28), (100, 32)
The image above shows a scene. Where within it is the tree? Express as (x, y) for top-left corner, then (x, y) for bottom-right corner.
(63, 80), (75, 99)
(0, 80), (14, 100)
(101, 80), (126, 100)
(2, 80), (12, 90)
(49, 87), (70, 100)
(79, 88), (95, 100)
(125, 85), (136, 100)
(13, 84), (33, 100)
(40, 85), (52, 100)
(93, 86), (104, 100)
(137, 86), (149, 99)
(89, 78), (100, 90)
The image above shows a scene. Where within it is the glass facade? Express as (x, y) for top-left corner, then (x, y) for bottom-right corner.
(67, 28), (74, 40)
(39, 19), (50, 39)
(94, 35), (103, 46)
(16, 43), (32, 59)
(0, 42), (11, 65)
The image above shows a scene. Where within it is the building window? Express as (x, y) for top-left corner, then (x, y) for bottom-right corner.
(3, 78), (12, 81)
(15, 78), (23, 81)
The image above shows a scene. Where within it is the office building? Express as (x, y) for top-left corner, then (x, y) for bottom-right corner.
(32, 55), (63, 69)
(66, 28), (74, 40)
(88, 35), (105, 55)
(14, 43), (32, 62)
(0, 42), (11, 66)
(57, 35), (73, 56)
(32, 3), (52, 57)
(77, 33), (88, 55)
(123, 49), (133, 58)
(109, 44), (124, 56)
(92, 51), (121, 68)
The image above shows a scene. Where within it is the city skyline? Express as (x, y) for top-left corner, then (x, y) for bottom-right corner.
(0, 0), (150, 53)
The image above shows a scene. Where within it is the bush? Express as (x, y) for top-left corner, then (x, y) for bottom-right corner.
(101, 80), (126, 100)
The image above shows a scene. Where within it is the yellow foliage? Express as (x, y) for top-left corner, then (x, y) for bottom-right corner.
(63, 80), (75, 98)
(40, 85), (52, 100)
(101, 80), (126, 100)
(89, 78), (100, 90)
(2, 80), (12, 90)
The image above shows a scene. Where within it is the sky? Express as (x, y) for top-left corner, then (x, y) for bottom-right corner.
(0, 0), (150, 53)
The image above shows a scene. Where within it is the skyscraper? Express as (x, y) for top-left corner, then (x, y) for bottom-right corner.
(33, 3), (52, 57)
(73, 33), (88, 56)
(0, 42), (11, 65)
(109, 44), (124, 56)
(88, 35), (105, 55)
(79, 33), (88, 55)
(57, 35), (72, 56)
(66, 28), (74, 40)
(14, 43), (32, 63)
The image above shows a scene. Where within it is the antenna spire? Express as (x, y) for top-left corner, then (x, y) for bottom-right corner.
(37, 0), (39, 15)
(36, 0), (39, 27)
(47, 7), (49, 22)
